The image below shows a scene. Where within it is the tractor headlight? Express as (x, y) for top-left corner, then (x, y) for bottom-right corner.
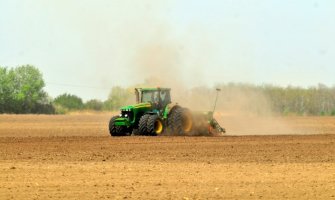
(125, 114), (128, 118)
(119, 114), (122, 117)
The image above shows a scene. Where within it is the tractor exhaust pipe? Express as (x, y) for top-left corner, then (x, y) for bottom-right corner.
(135, 88), (140, 104)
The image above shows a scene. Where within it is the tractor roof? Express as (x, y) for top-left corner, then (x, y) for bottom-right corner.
(136, 87), (171, 91)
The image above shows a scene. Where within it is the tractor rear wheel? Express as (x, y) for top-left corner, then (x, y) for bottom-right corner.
(138, 114), (150, 135)
(147, 115), (164, 136)
(174, 108), (193, 135)
(168, 107), (193, 135)
(167, 106), (180, 133)
(109, 116), (127, 136)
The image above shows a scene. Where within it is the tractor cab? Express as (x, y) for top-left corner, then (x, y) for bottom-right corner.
(135, 88), (171, 111)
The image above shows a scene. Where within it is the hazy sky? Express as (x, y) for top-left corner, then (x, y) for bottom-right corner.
(1, 0), (334, 100)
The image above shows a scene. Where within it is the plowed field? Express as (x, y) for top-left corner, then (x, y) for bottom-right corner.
(1, 114), (335, 199)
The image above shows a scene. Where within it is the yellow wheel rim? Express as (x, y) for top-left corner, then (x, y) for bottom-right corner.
(183, 113), (193, 132)
(154, 120), (163, 134)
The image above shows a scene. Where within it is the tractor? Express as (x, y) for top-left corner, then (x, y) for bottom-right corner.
(108, 87), (225, 136)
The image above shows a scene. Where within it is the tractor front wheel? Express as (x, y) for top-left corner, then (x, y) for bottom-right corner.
(109, 116), (127, 136)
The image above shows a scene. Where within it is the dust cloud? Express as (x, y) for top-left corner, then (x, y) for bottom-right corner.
(131, 39), (295, 135)
(215, 87), (295, 136)
(60, 0), (295, 136)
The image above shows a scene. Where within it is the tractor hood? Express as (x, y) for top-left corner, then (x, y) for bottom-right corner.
(120, 102), (152, 111)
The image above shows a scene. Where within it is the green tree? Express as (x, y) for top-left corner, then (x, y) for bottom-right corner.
(104, 86), (134, 111)
(0, 65), (52, 113)
(85, 99), (103, 111)
(0, 67), (10, 113)
(11, 65), (47, 113)
(54, 93), (84, 110)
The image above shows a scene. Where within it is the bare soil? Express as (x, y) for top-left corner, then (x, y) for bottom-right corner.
(0, 114), (335, 199)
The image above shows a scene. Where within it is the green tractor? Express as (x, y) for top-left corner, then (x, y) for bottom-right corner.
(108, 87), (225, 136)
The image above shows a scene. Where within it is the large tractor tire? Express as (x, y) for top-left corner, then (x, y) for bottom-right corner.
(109, 116), (127, 136)
(167, 105), (181, 132)
(138, 114), (151, 135)
(168, 107), (193, 135)
(147, 115), (164, 136)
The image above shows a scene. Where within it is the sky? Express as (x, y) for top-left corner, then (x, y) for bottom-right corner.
(1, 0), (334, 101)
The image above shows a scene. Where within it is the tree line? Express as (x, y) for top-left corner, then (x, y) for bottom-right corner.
(215, 83), (335, 116)
(0, 65), (134, 114)
(53, 87), (133, 114)
(1, 65), (335, 115)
